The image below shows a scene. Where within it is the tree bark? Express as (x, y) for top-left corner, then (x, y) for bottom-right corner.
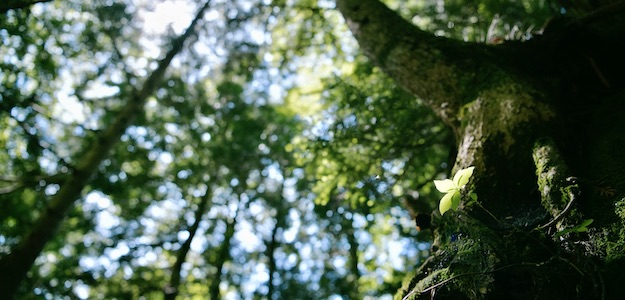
(0, 2), (212, 298)
(335, 0), (491, 128)
(336, 0), (625, 299)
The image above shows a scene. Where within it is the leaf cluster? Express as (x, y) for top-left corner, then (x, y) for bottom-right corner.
(434, 166), (475, 215)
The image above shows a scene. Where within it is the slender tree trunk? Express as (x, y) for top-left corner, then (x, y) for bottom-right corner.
(266, 220), (279, 299)
(344, 218), (361, 300)
(209, 214), (237, 300)
(0, 2), (212, 298)
(164, 189), (212, 300)
(336, 0), (625, 299)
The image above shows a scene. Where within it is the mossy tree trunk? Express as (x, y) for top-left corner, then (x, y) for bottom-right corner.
(336, 0), (625, 299)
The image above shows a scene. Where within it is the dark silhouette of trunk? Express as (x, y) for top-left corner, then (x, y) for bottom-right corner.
(336, 0), (625, 298)
(344, 217), (361, 300)
(0, 2), (212, 298)
(209, 207), (239, 300)
(266, 219), (280, 299)
(264, 182), (288, 300)
(164, 189), (212, 300)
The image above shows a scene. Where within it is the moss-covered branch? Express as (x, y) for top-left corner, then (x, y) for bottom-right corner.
(532, 138), (581, 231)
(335, 0), (489, 126)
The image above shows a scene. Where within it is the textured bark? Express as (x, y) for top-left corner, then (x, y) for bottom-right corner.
(0, 2), (212, 298)
(336, 0), (625, 299)
(335, 0), (488, 127)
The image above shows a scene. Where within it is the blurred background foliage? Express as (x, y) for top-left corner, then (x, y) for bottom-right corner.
(0, 0), (599, 299)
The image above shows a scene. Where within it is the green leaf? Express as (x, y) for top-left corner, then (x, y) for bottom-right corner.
(439, 192), (455, 215)
(434, 179), (457, 193)
(453, 166), (475, 188)
(579, 219), (594, 228)
(469, 192), (478, 201)
(451, 191), (462, 210)
(555, 219), (594, 237)
(576, 219), (594, 232)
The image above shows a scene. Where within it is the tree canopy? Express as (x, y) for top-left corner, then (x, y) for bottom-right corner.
(2, 0), (625, 299)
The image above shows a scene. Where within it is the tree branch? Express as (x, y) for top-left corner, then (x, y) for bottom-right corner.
(334, 0), (487, 126)
(532, 138), (579, 231)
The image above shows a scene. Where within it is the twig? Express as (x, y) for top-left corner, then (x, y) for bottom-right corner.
(475, 201), (500, 223)
(539, 186), (578, 229)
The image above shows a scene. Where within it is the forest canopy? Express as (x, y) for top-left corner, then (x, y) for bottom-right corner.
(2, 0), (625, 299)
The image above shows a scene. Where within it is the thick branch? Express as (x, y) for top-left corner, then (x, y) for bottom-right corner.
(0, 2), (212, 298)
(335, 0), (486, 126)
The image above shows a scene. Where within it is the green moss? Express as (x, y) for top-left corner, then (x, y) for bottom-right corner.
(396, 212), (501, 300)
(532, 138), (580, 225)
(395, 268), (450, 300)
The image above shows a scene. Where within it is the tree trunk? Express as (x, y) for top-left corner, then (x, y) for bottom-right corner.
(266, 218), (280, 299)
(336, 0), (625, 299)
(209, 215), (237, 300)
(344, 217), (361, 300)
(0, 2), (212, 298)
(164, 189), (212, 300)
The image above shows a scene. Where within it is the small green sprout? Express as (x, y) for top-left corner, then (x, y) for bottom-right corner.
(555, 219), (594, 237)
(434, 166), (475, 215)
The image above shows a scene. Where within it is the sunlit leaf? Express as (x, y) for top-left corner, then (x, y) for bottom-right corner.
(434, 179), (457, 193)
(580, 219), (594, 228)
(439, 192), (455, 215)
(453, 166), (475, 188)
(451, 191), (461, 210)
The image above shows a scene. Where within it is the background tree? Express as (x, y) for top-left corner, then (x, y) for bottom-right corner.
(1, 0), (429, 299)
